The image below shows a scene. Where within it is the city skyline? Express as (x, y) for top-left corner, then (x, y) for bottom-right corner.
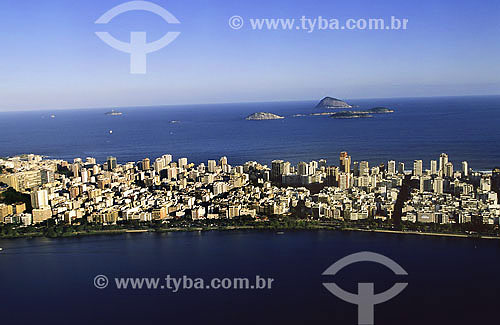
(1, 150), (498, 228)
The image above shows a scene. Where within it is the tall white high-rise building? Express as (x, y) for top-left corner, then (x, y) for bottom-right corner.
(445, 162), (454, 178)
(353, 162), (359, 176)
(297, 162), (309, 176)
(480, 177), (491, 191)
(271, 160), (284, 181)
(433, 177), (444, 194)
(72, 164), (80, 178)
(81, 169), (88, 183)
(31, 189), (49, 209)
(439, 153), (449, 173)
(40, 169), (54, 185)
(461, 161), (469, 177)
(219, 156), (228, 166)
(283, 162), (291, 175)
(413, 160), (423, 176)
(154, 158), (164, 173)
(430, 160), (438, 175)
(106, 156), (117, 170)
(178, 158), (188, 169)
(360, 161), (369, 176)
(162, 154), (172, 166)
(207, 160), (217, 173)
(167, 167), (178, 180)
(339, 172), (350, 190)
(398, 162), (405, 174)
(387, 160), (396, 174)
(309, 161), (318, 174)
(339, 152), (351, 174)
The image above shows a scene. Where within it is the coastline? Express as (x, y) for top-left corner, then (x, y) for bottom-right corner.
(1, 225), (498, 241)
(342, 228), (500, 240)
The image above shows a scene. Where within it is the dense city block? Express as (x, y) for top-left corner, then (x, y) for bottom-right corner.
(1, 152), (499, 238)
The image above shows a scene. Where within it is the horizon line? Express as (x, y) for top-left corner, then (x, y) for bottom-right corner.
(1, 93), (499, 113)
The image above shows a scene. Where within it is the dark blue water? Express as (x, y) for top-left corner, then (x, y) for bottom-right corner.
(1, 95), (499, 170)
(0, 231), (499, 325)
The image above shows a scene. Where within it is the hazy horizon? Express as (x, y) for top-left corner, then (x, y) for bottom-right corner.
(1, 94), (500, 113)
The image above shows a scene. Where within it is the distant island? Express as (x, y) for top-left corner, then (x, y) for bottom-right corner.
(330, 107), (394, 119)
(308, 107), (395, 118)
(315, 97), (352, 109)
(367, 107), (394, 113)
(105, 110), (123, 116)
(246, 112), (285, 120)
(330, 111), (373, 119)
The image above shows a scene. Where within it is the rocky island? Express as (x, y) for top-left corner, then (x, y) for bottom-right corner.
(315, 97), (352, 109)
(330, 111), (373, 119)
(246, 112), (285, 120)
(330, 107), (394, 119)
(367, 107), (394, 113)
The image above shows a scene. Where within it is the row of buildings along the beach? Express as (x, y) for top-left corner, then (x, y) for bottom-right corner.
(0, 152), (499, 226)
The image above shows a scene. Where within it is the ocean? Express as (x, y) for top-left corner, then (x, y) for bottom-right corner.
(1, 95), (499, 170)
(0, 231), (499, 325)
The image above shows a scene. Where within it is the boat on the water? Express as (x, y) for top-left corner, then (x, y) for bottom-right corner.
(105, 110), (123, 116)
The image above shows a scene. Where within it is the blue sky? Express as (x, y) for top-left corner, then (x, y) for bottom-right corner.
(0, 0), (499, 110)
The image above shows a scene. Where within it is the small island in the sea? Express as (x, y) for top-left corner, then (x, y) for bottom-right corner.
(105, 110), (123, 116)
(246, 112), (285, 120)
(330, 111), (373, 119)
(367, 107), (394, 113)
(329, 107), (395, 119)
(315, 97), (352, 109)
